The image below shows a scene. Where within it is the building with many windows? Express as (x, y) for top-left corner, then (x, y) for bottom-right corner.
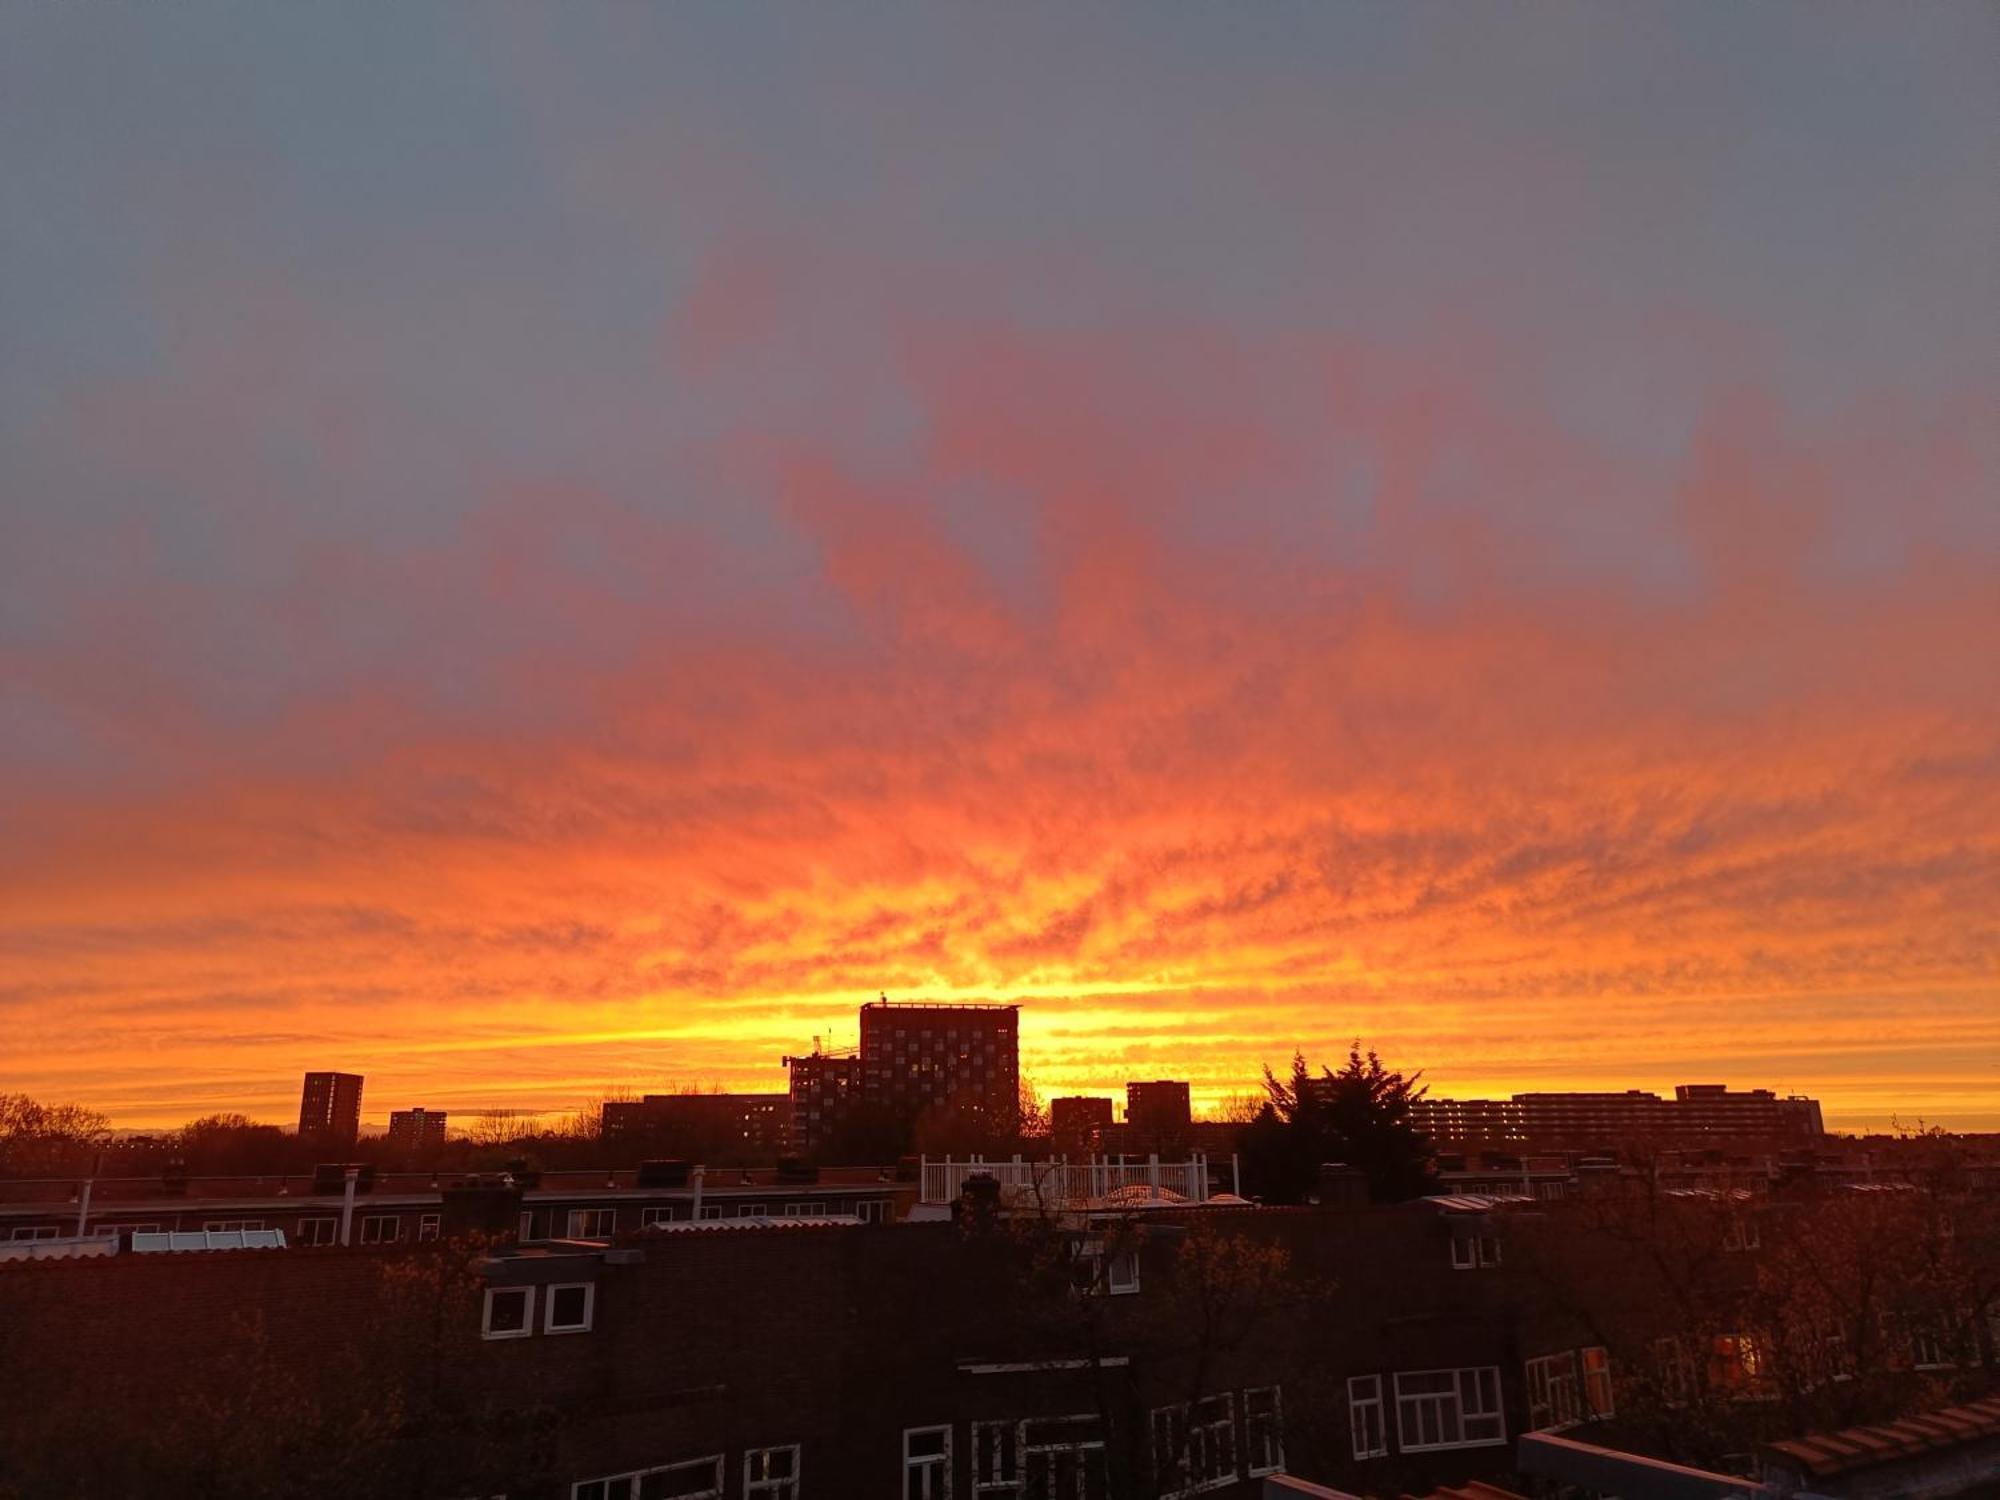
(297, 1071), (364, 1149)
(385, 1107), (448, 1154)
(1410, 1084), (1825, 1148)
(858, 999), (1020, 1128)
(783, 1049), (863, 1154)
(600, 1093), (793, 1162)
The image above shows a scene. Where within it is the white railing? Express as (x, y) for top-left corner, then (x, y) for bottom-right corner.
(919, 1153), (1219, 1207)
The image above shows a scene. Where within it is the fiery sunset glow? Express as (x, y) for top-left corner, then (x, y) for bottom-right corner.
(4, 9), (1996, 1133)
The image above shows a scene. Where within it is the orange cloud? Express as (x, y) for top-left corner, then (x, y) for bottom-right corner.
(3, 313), (1994, 1133)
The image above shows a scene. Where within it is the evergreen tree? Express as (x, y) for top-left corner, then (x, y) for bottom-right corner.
(1237, 1045), (1437, 1204)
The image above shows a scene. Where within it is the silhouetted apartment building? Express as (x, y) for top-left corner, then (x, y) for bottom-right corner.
(385, 1108), (448, 1153)
(297, 1072), (363, 1149)
(600, 1093), (791, 1161)
(858, 999), (1019, 1125)
(783, 1049), (862, 1153)
(1411, 1084), (1825, 1147)
(1050, 1095), (1116, 1147)
(1126, 1079), (1193, 1136)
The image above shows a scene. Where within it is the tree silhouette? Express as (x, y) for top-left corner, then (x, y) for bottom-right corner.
(1238, 1046), (1437, 1204)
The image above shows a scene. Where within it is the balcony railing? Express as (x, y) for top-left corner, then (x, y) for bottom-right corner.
(918, 1153), (1224, 1207)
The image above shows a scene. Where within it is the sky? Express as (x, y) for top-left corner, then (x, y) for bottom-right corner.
(3, 6), (1996, 1134)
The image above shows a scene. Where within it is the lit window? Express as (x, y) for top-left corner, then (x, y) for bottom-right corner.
(744, 1445), (799, 1499)
(359, 1214), (401, 1244)
(1393, 1367), (1505, 1451)
(1581, 1347), (1614, 1417)
(571, 1456), (722, 1500)
(544, 1282), (595, 1335)
(1244, 1386), (1284, 1475)
(1348, 1374), (1387, 1459)
(482, 1286), (534, 1340)
(903, 1425), (951, 1500)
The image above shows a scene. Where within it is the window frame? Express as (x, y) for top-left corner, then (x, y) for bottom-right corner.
(1150, 1392), (1237, 1498)
(902, 1424), (953, 1500)
(1525, 1350), (1582, 1431)
(569, 1455), (724, 1500)
(358, 1213), (402, 1244)
(565, 1207), (616, 1239)
(972, 1419), (1019, 1496)
(417, 1212), (442, 1242)
(1581, 1346), (1614, 1417)
(743, 1444), (801, 1499)
(1243, 1385), (1284, 1476)
(1392, 1367), (1506, 1453)
(543, 1281), (596, 1335)
(202, 1219), (266, 1233)
(481, 1284), (535, 1341)
(1448, 1231), (1501, 1270)
(1348, 1373), (1388, 1459)
(296, 1215), (337, 1246)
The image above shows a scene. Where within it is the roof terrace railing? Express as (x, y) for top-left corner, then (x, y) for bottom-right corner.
(919, 1153), (1219, 1207)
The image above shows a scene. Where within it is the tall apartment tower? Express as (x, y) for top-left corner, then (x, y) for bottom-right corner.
(386, 1107), (448, 1153)
(1125, 1080), (1193, 1136)
(859, 1000), (1019, 1127)
(783, 1050), (864, 1154)
(298, 1072), (364, 1149)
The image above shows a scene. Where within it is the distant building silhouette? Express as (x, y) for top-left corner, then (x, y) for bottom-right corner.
(1050, 1095), (1115, 1147)
(1411, 1083), (1825, 1148)
(783, 1050), (862, 1154)
(1125, 1079), (1193, 1136)
(601, 1094), (791, 1161)
(297, 1072), (363, 1149)
(859, 999), (1019, 1128)
(386, 1107), (448, 1153)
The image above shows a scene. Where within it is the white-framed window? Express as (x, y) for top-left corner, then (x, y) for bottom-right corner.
(700, 1204), (725, 1220)
(518, 1209), (536, 1240)
(1150, 1392), (1235, 1497)
(903, 1425), (952, 1499)
(1581, 1346), (1614, 1416)
(972, 1420), (1019, 1495)
(203, 1219), (266, 1232)
(360, 1214), (401, 1244)
(1348, 1374), (1387, 1459)
(1105, 1249), (1140, 1296)
(571, 1456), (723, 1500)
(544, 1282), (595, 1335)
(100, 1221), (160, 1235)
(9, 1225), (60, 1241)
(1021, 1415), (1106, 1496)
(1244, 1386), (1284, 1476)
(1393, 1367), (1505, 1451)
(856, 1199), (889, 1224)
(744, 1445), (800, 1498)
(735, 1202), (768, 1218)
(297, 1216), (337, 1246)
(1449, 1232), (1501, 1269)
(481, 1285), (535, 1341)
(418, 1212), (442, 1242)
(641, 1206), (677, 1228)
(567, 1208), (616, 1238)
(781, 1201), (826, 1217)
(1525, 1351), (1581, 1430)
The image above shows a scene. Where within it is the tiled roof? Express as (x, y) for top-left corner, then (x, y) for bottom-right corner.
(1763, 1395), (2000, 1478)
